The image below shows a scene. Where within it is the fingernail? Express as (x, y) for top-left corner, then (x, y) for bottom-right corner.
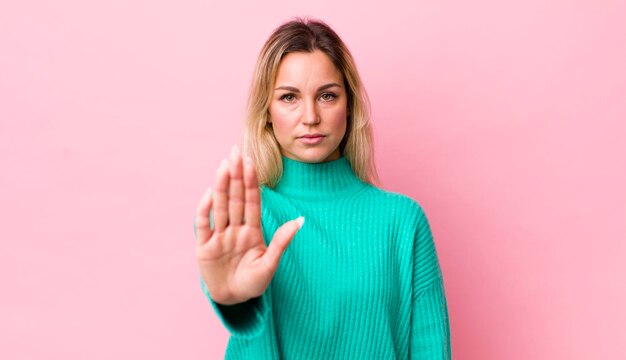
(295, 216), (305, 229)
(245, 156), (252, 165)
(220, 158), (228, 168)
(231, 145), (239, 156)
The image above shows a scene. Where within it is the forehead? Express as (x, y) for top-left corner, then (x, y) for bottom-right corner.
(274, 50), (343, 86)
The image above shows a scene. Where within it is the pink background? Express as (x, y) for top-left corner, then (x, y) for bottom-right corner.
(1, 1), (625, 359)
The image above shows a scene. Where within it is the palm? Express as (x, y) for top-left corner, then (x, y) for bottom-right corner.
(195, 146), (303, 305)
(198, 222), (270, 303)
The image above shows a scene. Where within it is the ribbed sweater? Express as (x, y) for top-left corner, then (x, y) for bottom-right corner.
(199, 155), (451, 359)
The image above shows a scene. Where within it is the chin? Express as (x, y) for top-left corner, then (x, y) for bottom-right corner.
(285, 148), (336, 163)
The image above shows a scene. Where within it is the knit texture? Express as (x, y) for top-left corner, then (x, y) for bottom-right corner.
(199, 155), (451, 359)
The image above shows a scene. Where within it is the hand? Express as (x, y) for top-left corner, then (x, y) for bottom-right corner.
(195, 145), (304, 305)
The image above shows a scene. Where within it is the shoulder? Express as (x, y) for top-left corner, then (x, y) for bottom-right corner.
(364, 185), (428, 227)
(259, 184), (280, 202)
(367, 185), (424, 212)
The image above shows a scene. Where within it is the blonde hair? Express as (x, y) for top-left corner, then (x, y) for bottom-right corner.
(241, 17), (381, 188)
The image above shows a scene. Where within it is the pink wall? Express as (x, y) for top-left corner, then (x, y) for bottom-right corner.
(1, 1), (624, 359)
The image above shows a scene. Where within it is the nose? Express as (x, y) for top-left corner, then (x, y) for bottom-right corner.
(301, 98), (320, 125)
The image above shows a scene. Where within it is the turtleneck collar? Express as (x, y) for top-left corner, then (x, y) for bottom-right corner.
(272, 155), (366, 199)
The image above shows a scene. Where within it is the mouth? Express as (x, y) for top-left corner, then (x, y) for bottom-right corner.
(297, 134), (326, 145)
(298, 134), (325, 139)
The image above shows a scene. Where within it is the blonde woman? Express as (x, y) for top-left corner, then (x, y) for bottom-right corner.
(194, 17), (451, 359)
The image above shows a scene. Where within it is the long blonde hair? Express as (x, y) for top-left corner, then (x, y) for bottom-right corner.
(241, 17), (380, 188)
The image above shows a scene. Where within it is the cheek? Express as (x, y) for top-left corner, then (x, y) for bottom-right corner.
(269, 106), (298, 137)
(325, 107), (348, 130)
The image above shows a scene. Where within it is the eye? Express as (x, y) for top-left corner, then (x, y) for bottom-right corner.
(280, 93), (296, 103)
(320, 92), (337, 102)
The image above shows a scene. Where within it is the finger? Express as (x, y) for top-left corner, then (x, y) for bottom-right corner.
(228, 145), (245, 226)
(213, 158), (230, 233)
(243, 155), (261, 228)
(194, 186), (214, 245)
(262, 217), (304, 272)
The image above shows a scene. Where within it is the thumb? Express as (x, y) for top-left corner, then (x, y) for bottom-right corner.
(263, 216), (304, 272)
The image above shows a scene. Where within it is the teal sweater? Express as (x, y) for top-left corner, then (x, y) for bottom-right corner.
(199, 155), (451, 359)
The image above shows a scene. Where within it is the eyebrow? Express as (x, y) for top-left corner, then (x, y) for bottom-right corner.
(274, 83), (342, 92)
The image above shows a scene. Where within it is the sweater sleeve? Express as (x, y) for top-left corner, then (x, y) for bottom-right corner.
(410, 205), (452, 359)
(199, 275), (270, 339)
(195, 212), (270, 340)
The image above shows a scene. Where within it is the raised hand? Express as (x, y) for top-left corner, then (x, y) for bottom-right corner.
(195, 145), (304, 305)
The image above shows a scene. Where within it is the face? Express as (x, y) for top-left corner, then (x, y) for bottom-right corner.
(268, 49), (349, 163)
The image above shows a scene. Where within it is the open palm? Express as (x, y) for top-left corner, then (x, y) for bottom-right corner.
(195, 146), (304, 305)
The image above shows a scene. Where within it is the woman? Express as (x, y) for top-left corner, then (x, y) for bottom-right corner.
(194, 17), (451, 359)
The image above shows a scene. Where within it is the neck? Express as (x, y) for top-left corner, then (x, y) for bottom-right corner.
(272, 155), (365, 199)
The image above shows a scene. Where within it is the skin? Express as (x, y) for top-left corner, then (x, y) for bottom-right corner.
(195, 50), (351, 305)
(195, 147), (303, 305)
(268, 49), (349, 163)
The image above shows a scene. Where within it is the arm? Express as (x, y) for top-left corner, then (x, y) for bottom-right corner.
(195, 211), (270, 339)
(410, 205), (452, 359)
(200, 274), (270, 339)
